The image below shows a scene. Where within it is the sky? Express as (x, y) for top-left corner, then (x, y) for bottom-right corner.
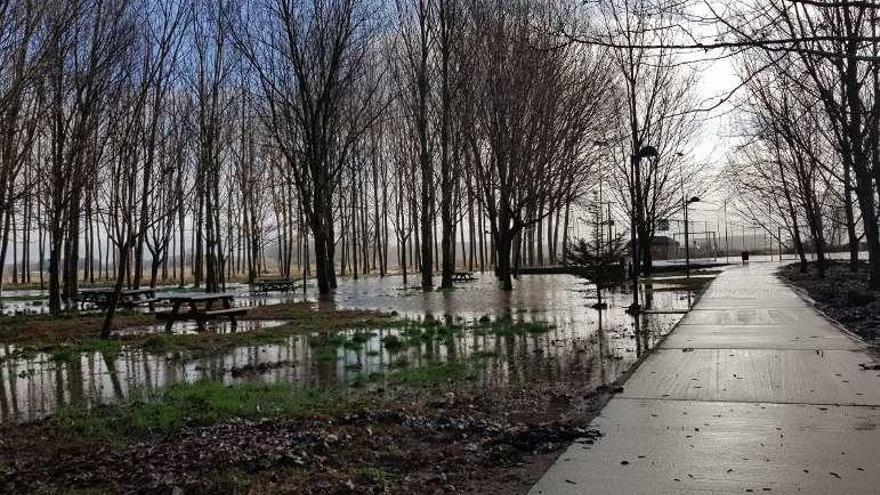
(673, 1), (746, 223)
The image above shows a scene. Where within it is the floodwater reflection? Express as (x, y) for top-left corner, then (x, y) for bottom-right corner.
(0, 273), (707, 422)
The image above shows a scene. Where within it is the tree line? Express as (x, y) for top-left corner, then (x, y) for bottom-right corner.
(0, 0), (708, 314)
(722, 0), (880, 289)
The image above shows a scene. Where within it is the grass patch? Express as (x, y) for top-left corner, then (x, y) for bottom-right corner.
(350, 331), (377, 344)
(387, 359), (477, 387)
(343, 340), (364, 351)
(487, 321), (554, 336)
(48, 339), (123, 362)
(54, 380), (340, 440)
(309, 334), (346, 348)
(473, 350), (499, 359)
(48, 355), (487, 441)
(381, 335), (404, 352)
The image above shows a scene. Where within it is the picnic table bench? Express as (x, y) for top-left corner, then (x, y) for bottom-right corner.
(452, 272), (476, 282)
(154, 293), (247, 332)
(251, 277), (296, 292)
(74, 288), (158, 311)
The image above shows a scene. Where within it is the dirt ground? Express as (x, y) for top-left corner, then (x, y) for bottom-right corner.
(0, 361), (617, 494)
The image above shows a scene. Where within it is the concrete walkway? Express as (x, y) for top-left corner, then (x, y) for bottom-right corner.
(530, 262), (880, 494)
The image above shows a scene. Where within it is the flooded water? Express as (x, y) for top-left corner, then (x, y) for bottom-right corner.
(0, 273), (710, 422)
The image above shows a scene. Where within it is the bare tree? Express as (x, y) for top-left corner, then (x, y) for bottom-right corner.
(234, 0), (384, 296)
(467, 0), (613, 290)
(598, 0), (709, 277)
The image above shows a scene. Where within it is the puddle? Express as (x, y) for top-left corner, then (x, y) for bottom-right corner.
(0, 273), (707, 422)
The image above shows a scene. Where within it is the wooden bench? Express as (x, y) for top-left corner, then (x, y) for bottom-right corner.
(251, 277), (296, 293)
(154, 293), (246, 332)
(452, 272), (476, 282)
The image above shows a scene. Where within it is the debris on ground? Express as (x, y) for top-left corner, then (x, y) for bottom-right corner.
(0, 374), (604, 494)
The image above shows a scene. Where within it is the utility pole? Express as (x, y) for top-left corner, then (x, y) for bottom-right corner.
(607, 202), (613, 247)
(684, 199), (690, 278)
(723, 199), (729, 263)
(630, 155), (640, 312)
(683, 196), (700, 278)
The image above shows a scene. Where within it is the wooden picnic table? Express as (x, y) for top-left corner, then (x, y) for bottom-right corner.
(154, 293), (247, 332)
(74, 288), (158, 311)
(452, 272), (476, 282)
(251, 277), (296, 293)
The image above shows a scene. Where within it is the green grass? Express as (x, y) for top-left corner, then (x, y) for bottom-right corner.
(48, 339), (123, 362)
(27, 311), (561, 478)
(54, 381), (340, 440)
(309, 334), (346, 348)
(386, 359), (477, 387)
(473, 350), (499, 358)
(350, 331), (377, 344)
(381, 334), (404, 352)
(476, 320), (555, 336)
(50, 357), (484, 441)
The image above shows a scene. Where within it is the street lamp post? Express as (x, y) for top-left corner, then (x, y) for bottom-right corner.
(723, 199), (730, 263)
(629, 145), (658, 314)
(607, 203), (614, 246)
(684, 196), (700, 278)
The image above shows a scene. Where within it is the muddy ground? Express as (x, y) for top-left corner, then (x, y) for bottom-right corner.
(0, 358), (617, 494)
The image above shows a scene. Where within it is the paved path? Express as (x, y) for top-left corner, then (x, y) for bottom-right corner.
(530, 262), (880, 494)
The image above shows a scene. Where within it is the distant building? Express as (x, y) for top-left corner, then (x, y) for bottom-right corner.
(651, 235), (679, 260)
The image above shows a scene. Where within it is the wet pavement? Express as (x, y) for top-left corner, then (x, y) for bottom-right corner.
(529, 262), (880, 494)
(0, 274), (700, 422)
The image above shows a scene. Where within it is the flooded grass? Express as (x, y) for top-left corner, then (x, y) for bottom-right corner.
(385, 359), (477, 387)
(52, 356), (487, 441)
(0, 302), (391, 363)
(482, 320), (554, 336)
(0, 274), (713, 423)
(1, 356), (602, 494)
(0, 272), (720, 494)
(53, 381), (341, 439)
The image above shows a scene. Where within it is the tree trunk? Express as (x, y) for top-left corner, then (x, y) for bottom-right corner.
(101, 242), (132, 339)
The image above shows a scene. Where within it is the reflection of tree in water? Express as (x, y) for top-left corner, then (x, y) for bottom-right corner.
(101, 351), (125, 400)
(0, 355), (13, 421)
(63, 359), (84, 411)
(597, 308), (607, 385)
(644, 282), (654, 310)
(0, 275), (697, 422)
